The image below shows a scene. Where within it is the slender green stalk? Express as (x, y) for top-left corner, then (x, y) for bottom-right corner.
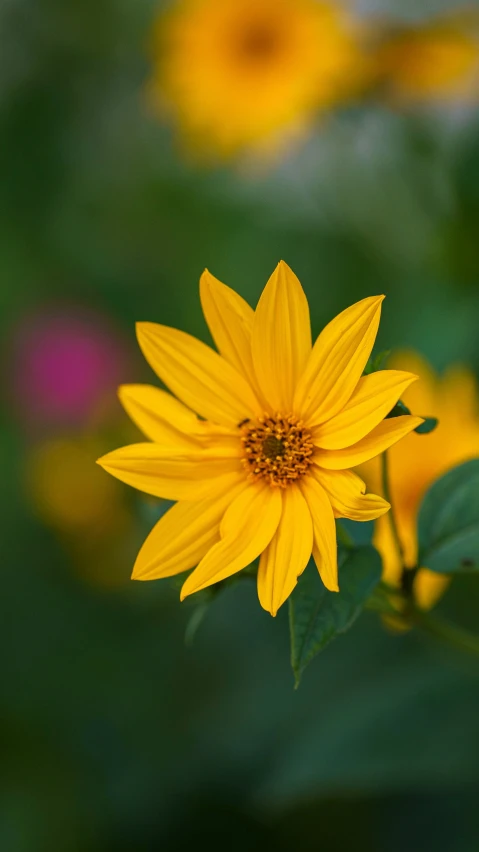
(380, 450), (405, 567)
(413, 609), (479, 659)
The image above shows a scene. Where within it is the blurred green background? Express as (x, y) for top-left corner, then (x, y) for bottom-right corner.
(1, 0), (479, 850)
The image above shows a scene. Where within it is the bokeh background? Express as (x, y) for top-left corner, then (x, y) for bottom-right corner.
(1, 0), (479, 849)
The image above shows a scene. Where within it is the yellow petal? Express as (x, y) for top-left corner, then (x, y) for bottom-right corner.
(97, 441), (243, 501)
(300, 475), (338, 592)
(257, 484), (313, 616)
(294, 295), (384, 424)
(313, 467), (390, 521)
(314, 415), (424, 469)
(132, 480), (246, 581)
(199, 269), (257, 385)
(136, 322), (260, 427)
(314, 370), (418, 449)
(180, 484), (282, 600)
(118, 384), (220, 446)
(252, 261), (311, 412)
(414, 568), (451, 611)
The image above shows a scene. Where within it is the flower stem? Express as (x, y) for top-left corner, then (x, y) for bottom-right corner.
(412, 609), (479, 659)
(380, 450), (405, 567)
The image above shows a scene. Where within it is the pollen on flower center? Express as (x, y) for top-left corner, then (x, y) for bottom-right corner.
(262, 433), (285, 459)
(240, 414), (314, 487)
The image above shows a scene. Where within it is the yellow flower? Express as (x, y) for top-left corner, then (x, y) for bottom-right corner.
(29, 437), (125, 533)
(148, 0), (370, 157)
(97, 263), (421, 615)
(362, 352), (479, 610)
(376, 15), (479, 103)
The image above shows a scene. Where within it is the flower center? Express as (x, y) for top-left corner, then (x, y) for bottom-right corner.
(235, 21), (283, 63)
(240, 414), (314, 488)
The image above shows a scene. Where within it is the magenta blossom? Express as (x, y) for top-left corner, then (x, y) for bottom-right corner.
(9, 306), (132, 430)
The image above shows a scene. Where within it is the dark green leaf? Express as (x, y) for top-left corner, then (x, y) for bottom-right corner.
(340, 518), (374, 546)
(414, 417), (438, 434)
(386, 403), (437, 434)
(418, 459), (479, 574)
(289, 546), (382, 687)
(386, 399), (412, 418)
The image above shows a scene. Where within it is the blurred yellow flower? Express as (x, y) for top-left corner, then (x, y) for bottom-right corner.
(28, 437), (134, 588)
(148, 0), (370, 157)
(98, 262), (421, 615)
(29, 438), (124, 532)
(362, 352), (479, 610)
(377, 15), (479, 103)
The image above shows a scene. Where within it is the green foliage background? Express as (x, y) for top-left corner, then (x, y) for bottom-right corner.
(1, 0), (479, 849)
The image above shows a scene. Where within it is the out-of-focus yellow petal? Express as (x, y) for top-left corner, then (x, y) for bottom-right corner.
(442, 365), (479, 419)
(252, 261), (311, 412)
(300, 475), (338, 591)
(136, 322), (261, 427)
(414, 568), (451, 611)
(199, 269), (258, 386)
(314, 370), (418, 449)
(361, 351), (479, 592)
(180, 483), (282, 599)
(386, 350), (438, 414)
(314, 415), (423, 469)
(313, 467), (390, 521)
(257, 484), (313, 616)
(97, 441), (243, 501)
(372, 509), (403, 587)
(118, 384), (232, 446)
(294, 295), (384, 424)
(132, 479), (246, 581)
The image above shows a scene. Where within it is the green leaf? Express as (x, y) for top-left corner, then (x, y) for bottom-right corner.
(340, 518), (374, 546)
(418, 459), (479, 574)
(289, 546), (382, 687)
(386, 399), (412, 418)
(386, 401), (437, 434)
(414, 417), (438, 435)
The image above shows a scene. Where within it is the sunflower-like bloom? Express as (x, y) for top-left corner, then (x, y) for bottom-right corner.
(376, 14), (479, 104)
(98, 263), (422, 615)
(362, 352), (479, 611)
(148, 0), (371, 158)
